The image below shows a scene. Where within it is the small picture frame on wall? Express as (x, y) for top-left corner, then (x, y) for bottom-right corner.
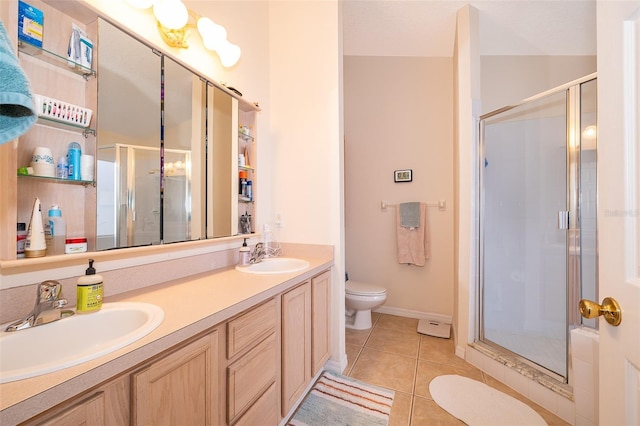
(394, 169), (412, 183)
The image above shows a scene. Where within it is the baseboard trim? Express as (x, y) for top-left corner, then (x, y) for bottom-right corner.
(325, 355), (348, 375)
(373, 306), (452, 325)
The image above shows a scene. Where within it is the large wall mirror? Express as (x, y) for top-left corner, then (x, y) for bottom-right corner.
(96, 19), (235, 250)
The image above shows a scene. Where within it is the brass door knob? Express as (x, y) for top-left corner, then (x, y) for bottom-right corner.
(579, 297), (622, 326)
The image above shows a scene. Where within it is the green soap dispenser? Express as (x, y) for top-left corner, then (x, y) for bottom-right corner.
(77, 259), (103, 313)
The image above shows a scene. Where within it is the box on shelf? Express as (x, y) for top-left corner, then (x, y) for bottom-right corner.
(34, 94), (93, 128)
(68, 23), (93, 69)
(18, 1), (43, 48)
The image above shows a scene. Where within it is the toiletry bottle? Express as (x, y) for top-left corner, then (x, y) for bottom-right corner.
(239, 238), (250, 266)
(25, 197), (47, 258)
(17, 223), (27, 258)
(45, 205), (66, 255)
(67, 142), (82, 180)
(246, 180), (252, 201)
(56, 155), (68, 179)
(239, 171), (247, 197)
(77, 259), (103, 313)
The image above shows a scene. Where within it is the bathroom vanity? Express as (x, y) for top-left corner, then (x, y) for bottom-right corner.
(0, 249), (333, 425)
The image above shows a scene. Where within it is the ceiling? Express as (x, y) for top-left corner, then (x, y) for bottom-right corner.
(342, 0), (597, 57)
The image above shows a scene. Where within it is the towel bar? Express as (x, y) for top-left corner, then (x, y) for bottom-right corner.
(381, 200), (446, 211)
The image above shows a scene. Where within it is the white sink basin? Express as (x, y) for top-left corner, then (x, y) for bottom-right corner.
(0, 302), (164, 383)
(236, 257), (310, 274)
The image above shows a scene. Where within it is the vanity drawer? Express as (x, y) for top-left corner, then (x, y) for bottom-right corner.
(227, 333), (277, 423)
(233, 382), (278, 426)
(227, 298), (276, 359)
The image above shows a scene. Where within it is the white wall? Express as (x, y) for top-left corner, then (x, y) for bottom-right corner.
(343, 56), (454, 318)
(268, 1), (345, 368)
(481, 55), (596, 113)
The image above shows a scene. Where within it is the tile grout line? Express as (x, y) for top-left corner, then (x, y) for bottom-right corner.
(407, 330), (422, 426)
(347, 314), (378, 376)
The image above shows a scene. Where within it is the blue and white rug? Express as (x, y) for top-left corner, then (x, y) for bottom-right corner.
(288, 371), (395, 426)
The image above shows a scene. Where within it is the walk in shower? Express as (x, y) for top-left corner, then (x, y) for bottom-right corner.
(478, 75), (597, 381)
(96, 144), (192, 250)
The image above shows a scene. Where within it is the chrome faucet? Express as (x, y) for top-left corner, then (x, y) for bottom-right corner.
(249, 242), (266, 264)
(5, 280), (73, 332)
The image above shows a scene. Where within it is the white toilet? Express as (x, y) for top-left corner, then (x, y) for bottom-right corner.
(345, 280), (387, 330)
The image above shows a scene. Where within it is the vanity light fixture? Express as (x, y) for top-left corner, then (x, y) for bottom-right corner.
(126, 0), (241, 67)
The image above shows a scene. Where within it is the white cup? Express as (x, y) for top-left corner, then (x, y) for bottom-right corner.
(30, 161), (55, 177)
(80, 154), (94, 181)
(32, 147), (54, 165)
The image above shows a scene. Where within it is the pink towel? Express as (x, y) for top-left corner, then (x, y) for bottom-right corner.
(396, 202), (430, 266)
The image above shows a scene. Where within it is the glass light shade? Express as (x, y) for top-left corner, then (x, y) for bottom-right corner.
(218, 40), (241, 67)
(126, 0), (155, 9)
(153, 0), (188, 30)
(197, 17), (227, 51)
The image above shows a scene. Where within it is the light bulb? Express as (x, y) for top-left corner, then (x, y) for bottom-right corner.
(153, 0), (188, 30)
(218, 40), (241, 67)
(126, 0), (155, 9)
(583, 125), (597, 139)
(197, 17), (227, 51)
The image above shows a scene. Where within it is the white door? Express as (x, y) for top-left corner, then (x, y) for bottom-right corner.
(596, 1), (640, 424)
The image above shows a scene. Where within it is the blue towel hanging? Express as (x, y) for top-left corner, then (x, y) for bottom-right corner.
(0, 22), (37, 145)
(399, 202), (421, 228)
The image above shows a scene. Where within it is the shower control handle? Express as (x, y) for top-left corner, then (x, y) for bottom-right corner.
(579, 297), (622, 326)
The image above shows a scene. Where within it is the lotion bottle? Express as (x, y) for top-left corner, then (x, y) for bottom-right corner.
(25, 197), (47, 258)
(77, 259), (103, 313)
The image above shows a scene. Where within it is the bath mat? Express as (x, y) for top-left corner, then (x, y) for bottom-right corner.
(429, 375), (547, 425)
(288, 370), (394, 426)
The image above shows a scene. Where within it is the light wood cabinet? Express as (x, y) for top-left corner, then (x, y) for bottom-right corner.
(311, 270), (331, 376)
(18, 267), (331, 426)
(227, 298), (276, 359)
(227, 333), (277, 423)
(233, 383), (279, 426)
(131, 330), (220, 426)
(226, 299), (279, 425)
(38, 393), (104, 426)
(281, 281), (311, 416)
(23, 374), (129, 426)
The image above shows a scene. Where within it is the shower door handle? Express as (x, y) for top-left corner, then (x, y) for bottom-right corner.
(579, 297), (622, 326)
(558, 211), (569, 229)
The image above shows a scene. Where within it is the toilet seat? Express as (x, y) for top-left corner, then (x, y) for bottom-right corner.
(345, 281), (386, 296)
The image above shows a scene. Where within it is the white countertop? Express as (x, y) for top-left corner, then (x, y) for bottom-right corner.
(0, 249), (334, 425)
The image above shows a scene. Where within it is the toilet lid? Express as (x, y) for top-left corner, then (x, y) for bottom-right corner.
(345, 281), (386, 296)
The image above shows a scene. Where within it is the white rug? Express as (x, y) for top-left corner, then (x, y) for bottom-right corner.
(429, 375), (547, 426)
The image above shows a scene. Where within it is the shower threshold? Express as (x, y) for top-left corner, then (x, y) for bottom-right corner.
(469, 341), (573, 401)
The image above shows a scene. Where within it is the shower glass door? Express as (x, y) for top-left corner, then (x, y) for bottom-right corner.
(480, 90), (569, 378)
